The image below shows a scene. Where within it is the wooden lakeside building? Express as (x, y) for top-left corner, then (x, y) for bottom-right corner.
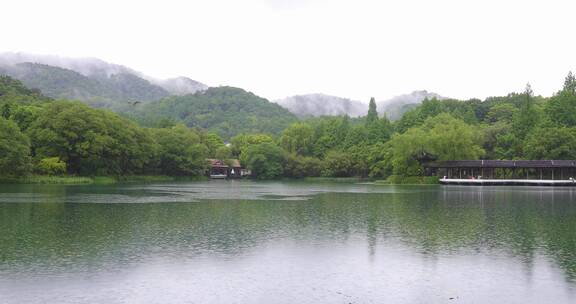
(207, 159), (251, 179)
(424, 160), (576, 186)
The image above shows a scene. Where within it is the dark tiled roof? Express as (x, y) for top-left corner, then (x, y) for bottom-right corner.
(207, 159), (242, 168)
(424, 160), (576, 168)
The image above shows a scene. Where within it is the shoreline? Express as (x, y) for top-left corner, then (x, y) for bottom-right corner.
(0, 175), (206, 185)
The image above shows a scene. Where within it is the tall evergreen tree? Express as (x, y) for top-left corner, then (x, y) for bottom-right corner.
(366, 97), (378, 125)
(512, 83), (539, 141)
(563, 71), (576, 94)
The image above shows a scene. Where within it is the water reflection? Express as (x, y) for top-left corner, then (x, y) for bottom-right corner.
(0, 182), (575, 303)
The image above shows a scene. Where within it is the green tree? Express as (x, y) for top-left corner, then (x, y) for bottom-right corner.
(35, 157), (67, 175)
(563, 71), (576, 94)
(150, 125), (208, 176)
(486, 104), (518, 124)
(280, 122), (314, 155)
(28, 101), (156, 175)
(545, 73), (576, 127)
(524, 127), (576, 159)
(366, 97), (378, 125)
(202, 132), (225, 157)
(231, 133), (274, 157)
(390, 113), (484, 176)
(512, 83), (540, 139)
(0, 117), (31, 176)
(215, 146), (233, 160)
(424, 114), (484, 161)
(322, 150), (355, 177)
(283, 153), (322, 178)
(244, 142), (284, 179)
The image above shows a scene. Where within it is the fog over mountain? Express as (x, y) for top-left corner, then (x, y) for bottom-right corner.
(274, 94), (367, 118)
(378, 90), (446, 120)
(156, 77), (208, 96)
(0, 52), (135, 78)
(0, 52), (207, 96)
(275, 91), (446, 119)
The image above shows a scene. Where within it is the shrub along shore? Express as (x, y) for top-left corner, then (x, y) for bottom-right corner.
(0, 175), (191, 185)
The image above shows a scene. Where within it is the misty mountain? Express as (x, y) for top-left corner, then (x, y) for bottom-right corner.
(0, 62), (169, 107)
(155, 77), (208, 95)
(0, 52), (136, 78)
(0, 53), (208, 105)
(133, 86), (297, 138)
(379, 90), (446, 120)
(275, 94), (367, 118)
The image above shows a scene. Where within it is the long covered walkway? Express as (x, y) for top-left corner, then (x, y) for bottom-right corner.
(425, 160), (576, 181)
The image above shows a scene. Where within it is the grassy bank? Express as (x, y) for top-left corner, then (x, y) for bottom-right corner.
(299, 177), (374, 183)
(0, 175), (199, 185)
(375, 175), (439, 185)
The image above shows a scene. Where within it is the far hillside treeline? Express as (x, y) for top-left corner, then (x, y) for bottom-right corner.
(1, 72), (575, 182)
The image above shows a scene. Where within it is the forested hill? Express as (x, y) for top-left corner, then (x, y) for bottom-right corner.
(0, 53), (208, 108)
(132, 86), (298, 138)
(0, 63), (169, 107)
(0, 75), (50, 103)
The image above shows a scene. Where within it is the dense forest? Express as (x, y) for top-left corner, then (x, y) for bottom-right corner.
(1, 71), (575, 182)
(129, 86), (298, 138)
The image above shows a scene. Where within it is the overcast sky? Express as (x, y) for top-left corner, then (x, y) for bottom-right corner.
(1, 0), (575, 101)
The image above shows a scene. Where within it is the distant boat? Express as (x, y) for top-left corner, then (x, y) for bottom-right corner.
(209, 174), (227, 179)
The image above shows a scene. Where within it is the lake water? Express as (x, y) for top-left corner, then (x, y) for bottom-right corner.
(0, 180), (575, 303)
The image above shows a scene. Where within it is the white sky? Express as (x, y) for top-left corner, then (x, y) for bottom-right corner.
(1, 0), (575, 101)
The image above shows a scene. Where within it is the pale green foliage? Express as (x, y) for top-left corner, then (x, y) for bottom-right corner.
(215, 146), (233, 160)
(390, 113), (484, 176)
(231, 133), (274, 158)
(36, 157), (66, 175)
(424, 114), (485, 161)
(280, 122), (314, 155)
(202, 132), (225, 157)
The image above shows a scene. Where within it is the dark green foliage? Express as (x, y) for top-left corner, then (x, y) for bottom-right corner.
(0, 75), (47, 102)
(366, 97), (378, 124)
(0, 117), (31, 176)
(545, 74), (576, 127)
(134, 87), (297, 139)
(524, 127), (576, 160)
(321, 150), (355, 177)
(512, 84), (540, 140)
(150, 125), (208, 176)
(283, 153), (322, 178)
(243, 142), (284, 179)
(564, 71), (576, 95)
(395, 98), (478, 133)
(27, 101), (157, 175)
